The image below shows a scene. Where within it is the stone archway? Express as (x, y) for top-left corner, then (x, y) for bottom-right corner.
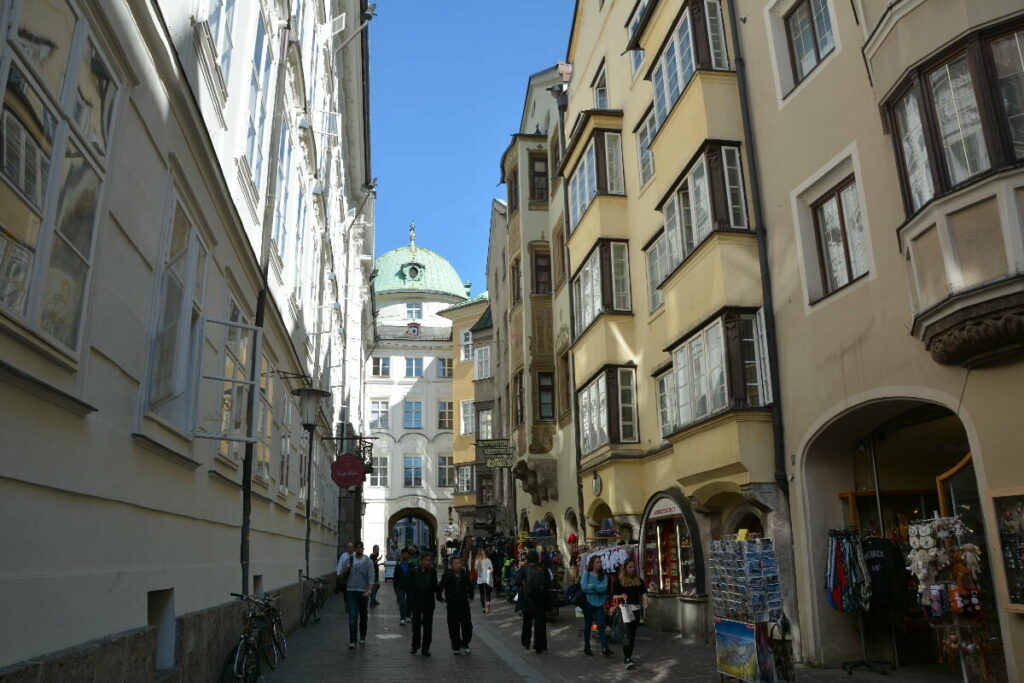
(388, 507), (439, 554)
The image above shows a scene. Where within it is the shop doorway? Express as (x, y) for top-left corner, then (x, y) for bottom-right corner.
(802, 400), (1006, 681)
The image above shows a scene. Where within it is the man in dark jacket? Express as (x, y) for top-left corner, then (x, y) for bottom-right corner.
(517, 551), (550, 653)
(436, 556), (475, 655)
(393, 549), (414, 625)
(408, 553), (438, 656)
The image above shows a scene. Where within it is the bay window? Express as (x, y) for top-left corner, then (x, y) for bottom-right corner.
(645, 232), (671, 311)
(658, 143), (748, 283)
(537, 372), (554, 421)
(577, 365), (640, 454)
(637, 109), (656, 186)
(1, 5), (120, 353)
(477, 408), (493, 439)
(567, 131), (625, 230)
(457, 465), (474, 494)
(461, 399), (475, 434)
(660, 310), (772, 436)
(534, 252), (552, 295)
(886, 20), (1024, 216)
(513, 371), (525, 427)
(627, 0), (650, 75)
(571, 240), (631, 338)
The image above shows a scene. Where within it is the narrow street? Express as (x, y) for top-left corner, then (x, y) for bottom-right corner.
(266, 589), (956, 682)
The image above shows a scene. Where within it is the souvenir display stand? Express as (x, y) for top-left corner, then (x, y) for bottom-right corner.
(709, 536), (789, 683)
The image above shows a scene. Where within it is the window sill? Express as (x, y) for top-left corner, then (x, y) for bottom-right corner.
(656, 228), (753, 291)
(190, 17), (228, 129)
(781, 47), (836, 104)
(895, 161), (1024, 232)
(0, 355), (95, 416)
(663, 405), (772, 444)
(233, 156), (261, 222)
(132, 432), (200, 471)
(808, 272), (869, 308)
(571, 310), (634, 349)
(0, 311), (81, 373)
(208, 468), (242, 490)
(527, 201), (549, 211)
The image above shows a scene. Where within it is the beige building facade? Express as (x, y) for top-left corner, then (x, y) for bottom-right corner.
(0, 0), (373, 677)
(735, 0), (1024, 678)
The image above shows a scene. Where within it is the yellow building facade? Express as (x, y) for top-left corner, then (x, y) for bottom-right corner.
(558, 0), (790, 641)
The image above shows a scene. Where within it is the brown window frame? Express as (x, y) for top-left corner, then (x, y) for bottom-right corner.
(508, 168), (519, 212)
(533, 251), (552, 295)
(810, 175), (866, 298)
(883, 19), (1024, 218)
(537, 371), (555, 421)
(513, 371), (525, 427)
(437, 401), (454, 430)
(575, 364), (640, 454)
(510, 258), (522, 306)
(549, 132), (562, 187)
(557, 351), (571, 417)
(783, 0), (836, 87)
(529, 154), (549, 201)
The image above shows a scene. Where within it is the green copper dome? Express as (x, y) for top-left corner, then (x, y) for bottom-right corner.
(373, 236), (469, 300)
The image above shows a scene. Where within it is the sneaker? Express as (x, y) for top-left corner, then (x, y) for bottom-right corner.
(453, 649), (461, 655)
(399, 618), (406, 625)
(463, 648), (471, 655)
(359, 638), (366, 644)
(625, 658), (636, 670)
(348, 642), (356, 649)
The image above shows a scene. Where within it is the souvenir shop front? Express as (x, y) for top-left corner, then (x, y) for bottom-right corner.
(639, 489), (708, 640)
(801, 400), (1009, 681)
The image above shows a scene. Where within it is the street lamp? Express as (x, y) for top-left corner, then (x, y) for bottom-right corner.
(292, 386), (331, 578)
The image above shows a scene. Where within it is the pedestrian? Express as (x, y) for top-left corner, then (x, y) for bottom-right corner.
(475, 549), (493, 613)
(393, 548), (414, 625)
(336, 541), (355, 605)
(345, 542), (374, 649)
(408, 552), (438, 657)
(581, 555), (613, 657)
(436, 555), (474, 655)
(517, 550), (549, 654)
(612, 558), (649, 670)
(369, 544), (382, 607)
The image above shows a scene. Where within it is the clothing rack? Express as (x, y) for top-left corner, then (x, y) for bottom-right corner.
(827, 527), (889, 676)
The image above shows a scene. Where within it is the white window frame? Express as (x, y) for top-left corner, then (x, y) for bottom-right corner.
(605, 131), (625, 195)
(437, 357), (453, 378)
(196, 310), (262, 446)
(704, 0), (729, 70)
(722, 146), (748, 229)
(618, 368), (638, 443)
(610, 242), (631, 311)
(369, 450), (388, 487)
(652, 12), (695, 127)
(637, 110), (657, 186)
(456, 465), (475, 493)
(437, 454), (454, 488)
(571, 248), (602, 335)
(672, 319), (727, 428)
(628, 0), (650, 76)
(403, 400), (423, 429)
(403, 455), (423, 487)
(474, 344), (491, 379)
(461, 399), (475, 435)
(371, 356), (390, 377)
(208, 0), (237, 78)
(645, 233), (670, 311)
(655, 370), (677, 438)
(578, 372), (609, 454)
(406, 302), (422, 319)
(370, 399), (389, 429)
(568, 139), (597, 230)
(437, 400), (453, 430)
(477, 408), (493, 440)
(460, 329), (473, 360)
(593, 64), (609, 109)
(246, 13), (273, 190)
(405, 356), (423, 377)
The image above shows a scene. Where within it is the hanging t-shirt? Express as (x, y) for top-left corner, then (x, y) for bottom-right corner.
(861, 536), (903, 608)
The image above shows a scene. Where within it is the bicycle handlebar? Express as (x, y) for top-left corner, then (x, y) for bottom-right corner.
(301, 574), (327, 583)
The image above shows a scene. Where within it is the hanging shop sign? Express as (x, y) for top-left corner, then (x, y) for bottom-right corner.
(478, 439), (514, 468)
(331, 453), (365, 488)
(648, 497), (683, 520)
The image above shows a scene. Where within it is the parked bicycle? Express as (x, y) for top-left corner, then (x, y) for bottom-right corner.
(300, 575), (329, 626)
(220, 593), (285, 682)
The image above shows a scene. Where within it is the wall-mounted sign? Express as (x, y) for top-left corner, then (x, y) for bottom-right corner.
(648, 497), (682, 520)
(477, 439), (514, 468)
(331, 453), (365, 488)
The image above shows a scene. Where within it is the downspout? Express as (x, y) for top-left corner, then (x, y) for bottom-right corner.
(550, 74), (586, 535)
(241, 4), (292, 594)
(726, 0), (788, 497)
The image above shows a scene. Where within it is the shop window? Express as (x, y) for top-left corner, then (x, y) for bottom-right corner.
(643, 497), (698, 596)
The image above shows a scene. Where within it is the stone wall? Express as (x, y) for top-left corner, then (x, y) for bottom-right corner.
(0, 573), (334, 682)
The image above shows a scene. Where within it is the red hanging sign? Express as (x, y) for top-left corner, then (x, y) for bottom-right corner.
(331, 453), (365, 488)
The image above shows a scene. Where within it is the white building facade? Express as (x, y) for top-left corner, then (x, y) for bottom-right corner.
(362, 229), (469, 555)
(0, 0), (373, 677)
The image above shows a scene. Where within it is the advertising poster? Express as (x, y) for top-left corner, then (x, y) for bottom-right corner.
(715, 618), (777, 683)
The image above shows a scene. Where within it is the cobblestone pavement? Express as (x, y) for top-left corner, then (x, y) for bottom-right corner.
(265, 588), (962, 682)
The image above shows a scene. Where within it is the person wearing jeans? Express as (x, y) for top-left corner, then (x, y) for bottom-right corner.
(393, 549), (413, 624)
(581, 556), (612, 656)
(345, 542), (374, 648)
(436, 555), (474, 654)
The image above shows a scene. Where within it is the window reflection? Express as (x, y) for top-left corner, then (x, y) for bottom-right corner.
(73, 42), (116, 158)
(13, 0), (77, 97)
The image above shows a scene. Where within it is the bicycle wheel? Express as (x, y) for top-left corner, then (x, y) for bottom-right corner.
(312, 590), (323, 623)
(271, 617), (287, 659)
(257, 622), (278, 670)
(301, 592), (316, 626)
(219, 643), (241, 682)
(238, 640), (261, 683)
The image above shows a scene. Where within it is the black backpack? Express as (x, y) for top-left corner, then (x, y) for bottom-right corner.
(525, 566), (547, 599)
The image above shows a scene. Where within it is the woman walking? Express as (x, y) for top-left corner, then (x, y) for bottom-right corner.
(580, 556), (612, 656)
(475, 549), (493, 613)
(612, 559), (648, 670)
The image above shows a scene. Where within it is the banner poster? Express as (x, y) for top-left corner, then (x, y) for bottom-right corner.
(714, 618), (777, 683)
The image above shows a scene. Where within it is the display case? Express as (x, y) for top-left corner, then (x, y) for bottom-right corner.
(643, 516), (697, 596)
(990, 487), (1024, 613)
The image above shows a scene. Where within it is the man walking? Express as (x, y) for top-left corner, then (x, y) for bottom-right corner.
(345, 542), (374, 649)
(408, 552), (438, 657)
(517, 551), (550, 654)
(336, 541), (355, 607)
(393, 548), (414, 625)
(369, 544), (382, 607)
(436, 555), (474, 655)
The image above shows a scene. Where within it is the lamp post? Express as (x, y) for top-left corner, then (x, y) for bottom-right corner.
(293, 386), (331, 578)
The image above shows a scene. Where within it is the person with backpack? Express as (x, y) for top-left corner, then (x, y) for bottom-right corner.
(516, 551), (550, 653)
(581, 555), (613, 656)
(475, 549), (493, 613)
(408, 552), (438, 656)
(345, 542), (375, 649)
(393, 548), (414, 625)
(612, 558), (649, 670)
(436, 555), (474, 655)
(335, 541), (355, 606)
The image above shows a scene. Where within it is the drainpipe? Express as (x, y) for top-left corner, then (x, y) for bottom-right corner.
(241, 5), (292, 595)
(726, 0), (788, 497)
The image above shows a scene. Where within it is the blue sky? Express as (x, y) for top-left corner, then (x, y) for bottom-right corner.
(369, 1), (576, 295)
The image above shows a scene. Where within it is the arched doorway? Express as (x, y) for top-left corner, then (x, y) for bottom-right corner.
(801, 399), (1005, 679)
(388, 508), (438, 555)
